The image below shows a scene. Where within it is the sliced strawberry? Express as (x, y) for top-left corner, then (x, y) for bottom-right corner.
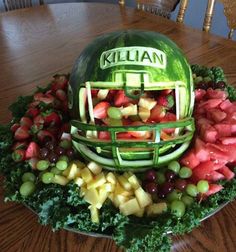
(93, 101), (110, 119)
(156, 95), (174, 109)
(204, 184), (223, 197)
(10, 123), (20, 133)
(180, 149), (200, 169)
(98, 131), (111, 140)
(105, 90), (117, 102)
(114, 90), (131, 107)
(44, 111), (61, 126)
(26, 108), (40, 118)
(117, 132), (133, 139)
(25, 142), (40, 159)
(218, 166), (235, 180)
(56, 89), (67, 101)
(149, 104), (166, 122)
(20, 117), (33, 128)
(12, 149), (25, 162)
(14, 126), (30, 141)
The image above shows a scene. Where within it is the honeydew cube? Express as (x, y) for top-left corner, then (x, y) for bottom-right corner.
(87, 161), (102, 175)
(114, 183), (133, 197)
(73, 160), (86, 169)
(134, 187), (152, 208)
(74, 177), (85, 187)
(133, 207), (145, 217)
(117, 175), (132, 191)
(89, 205), (99, 223)
(139, 106), (150, 122)
(128, 175), (141, 190)
(67, 163), (80, 180)
(84, 188), (101, 206)
(52, 175), (69, 186)
(100, 183), (115, 193)
(113, 194), (129, 208)
(79, 186), (87, 197)
(106, 172), (117, 184)
(146, 202), (168, 216)
(119, 198), (141, 216)
(97, 89), (109, 100)
(120, 104), (137, 117)
(87, 172), (106, 189)
(138, 97), (157, 110)
(81, 168), (93, 183)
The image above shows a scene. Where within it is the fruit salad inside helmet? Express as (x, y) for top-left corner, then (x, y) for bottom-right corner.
(69, 30), (195, 171)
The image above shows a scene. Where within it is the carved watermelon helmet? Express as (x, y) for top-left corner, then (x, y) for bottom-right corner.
(69, 30), (195, 171)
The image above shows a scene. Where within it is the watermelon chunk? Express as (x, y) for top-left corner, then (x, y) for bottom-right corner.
(198, 99), (222, 109)
(194, 138), (210, 162)
(200, 125), (218, 143)
(218, 166), (235, 180)
(206, 88), (227, 100)
(204, 184), (223, 197)
(220, 137), (236, 145)
(214, 123), (231, 137)
(180, 149), (200, 169)
(207, 109), (226, 123)
(194, 89), (206, 101)
(206, 171), (225, 182)
(219, 99), (233, 111)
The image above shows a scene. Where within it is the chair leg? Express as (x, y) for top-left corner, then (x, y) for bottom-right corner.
(228, 29), (234, 39)
(176, 0), (189, 23)
(203, 0), (216, 32)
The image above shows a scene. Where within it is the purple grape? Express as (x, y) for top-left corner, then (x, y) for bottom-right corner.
(66, 148), (75, 158)
(216, 81), (226, 89)
(160, 182), (174, 196)
(165, 171), (176, 182)
(157, 190), (166, 199)
(48, 152), (59, 163)
(39, 148), (49, 159)
(145, 182), (158, 194)
(55, 146), (66, 156)
(145, 169), (157, 182)
(45, 141), (56, 151)
(175, 179), (187, 191)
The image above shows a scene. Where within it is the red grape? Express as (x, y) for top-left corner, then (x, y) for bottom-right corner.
(145, 182), (158, 194)
(39, 148), (49, 159)
(175, 179), (187, 191)
(165, 171), (176, 182)
(145, 169), (157, 182)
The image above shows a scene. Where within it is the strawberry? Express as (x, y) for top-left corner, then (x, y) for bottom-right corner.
(114, 90), (131, 107)
(38, 94), (55, 105)
(149, 104), (166, 122)
(156, 95), (174, 108)
(20, 117), (33, 128)
(33, 114), (45, 125)
(93, 101), (110, 119)
(12, 149), (25, 162)
(12, 141), (28, 150)
(51, 74), (68, 91)
(34, 92), (44, 101)
(37, 130), (55, 143)
(28, 101), (40, 108)
(14, 126), (30, 141)
(25, 142), (40, 159)
(98, 131), (111, 140)
(56, 89), (67, 101)
(44, 111), (61, 126)
(129, 121), (151, 139)
(30, 123), (43, 134)
(26, 108), (40, 118)
(91, 89), (99, 97)
(10, 123), (20, 133)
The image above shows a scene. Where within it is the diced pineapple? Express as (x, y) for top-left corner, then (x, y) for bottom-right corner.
(79, 186), (87, 197)
(52, 175), (69, 186)
(87, 161), (102, 175)
(120, 104), (137, 117)
(97, 89), (109, 100)
(74, 177), (85, 187)
(139, 106), (150, 122)
(114, 183), (133, 197)
(106, 172), (117, 184)
(128, 174), (141, 190)
(62, 167), (70, 177)
(123, 171), (133, 180)
(87, 172), (106, 189)
(73, 160), (86, 169)
(146, 202), (168, 216)
(89, 205), (99, 223)
(133, 207), (145, 217)
(100, 183), (115, 192)
(67, 163), (80, 180)
(134, 187), (152, 208)
(117, 175), (132, 191)
(108, 193), (115, 202)
(119, 198), (141, 216)
(97, 188), (109, 209)
(113, 194), (129, 208)
(138, 97), (157, 110)
(84, 188), (101, 207)
(81, 167), (93, 183)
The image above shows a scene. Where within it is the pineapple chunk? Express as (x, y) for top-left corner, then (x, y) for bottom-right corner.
(97, 89), (109, 100)
(120, 104), (137, 117)
(146, 202), (168, 216)
(87, 172), (106, 189)
(134, 187), (152, 208)
(81, 167), (93, 183)
(89, 205), (99, 223)
(74, 177), (85, 187)
(113, 194), (129, 208)
(128, 174), (141, 190)
(100, 183), (115, 192)
(108, 193), (115, 203)
(97, 188), (109, 208)
(106, 172), (117, 184)
(73, 160), (86, 169)
(139, 107), (150, 122)
(52, 175), (69, 186)
(114, 183), (133, 197)
(133, 207), (145, 217)
(84, 188), (101, 207)
(87, 161), (102, 175)
(79, 186), (87, 197)
(117, 175), (132, 191)
(123, 171), (133, 180)
(138, 97), (157, 110)
(119, 198), (141, 216)
(67, 163), (80, 180)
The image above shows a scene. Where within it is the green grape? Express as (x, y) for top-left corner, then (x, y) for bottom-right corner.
(186, 184), (198, 197)
(42, 172), (54, 184)
(194, 76), (203, 84)
(156, 172), (166, 185)
(51, 167), (62, 175)
(59, 155), (69, 163)
(56, 160), (68, 171)
(107, 107), (122, 120)
(109, 118), (122, 126)
(170, 200), (186, 217)
(179, 166), (192, 179)
(22, 172), (36, 183)
(203, 76), (212, 82)
(197, 180), (209, 193)
(36, 160), (50, 171)
(166, 190), (182, 203)
(59, 139), (72, 150)
(181, 195), (194, 206)
(19, 181), (36, 197)
(168, 161), (181, 173)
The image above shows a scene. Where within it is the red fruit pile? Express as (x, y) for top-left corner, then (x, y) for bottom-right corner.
(181, 88), (236, 196)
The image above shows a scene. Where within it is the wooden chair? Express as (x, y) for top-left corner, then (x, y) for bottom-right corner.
(119, 0), (180, 19)
(3, 0), (44, 11)
(176, 0), (236, 39)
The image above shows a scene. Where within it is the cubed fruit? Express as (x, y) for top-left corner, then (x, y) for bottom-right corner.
(113, 194), (129, 208)
(218, 166), (235, 180)
(133, 208), (145, 217)
(194, 138), (210, 162)
(93, 101), (110, 119)
(67, 163), (80, 180)
(106, 172), (117, 184)
(138, 97), (157, 110)
(134, 187), (152, 208)
(97, 89), (109, 100)
(81, 168), (93, 183)
(84, 188), (101, 207)
(139, 107), (150, 122)
(74, 177), (85, 187)
(146, 202), (168, 216)
(149, 104), (166, 122)
(79, 186), (87, 197)
(89, 205), (99, 223)
(119, 198), (141, 216)
(198, 98), (222, 109)
(120, 104), (137, 117)
(123, 171), (133, 180)
(87, 161), (102, 175)
(73, 160), (86, 169)
(114, 183), (133, 197)
(108, 193), (115, 202)
(52, 175), (69, 186)
(99, 183), (115, 193)
(128, 174), (141, 190)
(205, 184), (223, 197)
(117, 175), (132, 191)
(180, 149), (200, 169)
(87, 173), (106, 189)
(97, 188), (109, 208)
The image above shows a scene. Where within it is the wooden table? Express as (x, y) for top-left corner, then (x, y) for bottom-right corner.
(0, 3), (236, 252)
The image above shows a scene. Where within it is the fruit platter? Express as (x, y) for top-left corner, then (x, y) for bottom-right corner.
(1, 30), (236, 252)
